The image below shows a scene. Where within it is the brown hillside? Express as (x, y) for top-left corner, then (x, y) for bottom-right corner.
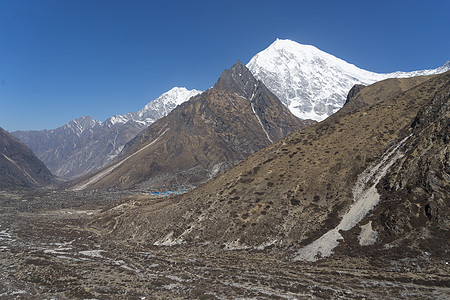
(336, 78), (449, 260)
(91, 71), (449, 261)
(72, 61), (309, 191)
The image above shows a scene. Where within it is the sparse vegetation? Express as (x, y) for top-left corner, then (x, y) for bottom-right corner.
(1, 67), (448, 300)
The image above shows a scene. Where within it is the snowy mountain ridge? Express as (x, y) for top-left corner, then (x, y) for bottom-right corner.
(247, 39), (450, 121)
(61, 116), (101, 137)
(13, 87), (201, 178)
(104, 87), (202, 127)
(57, 87), (202, 133)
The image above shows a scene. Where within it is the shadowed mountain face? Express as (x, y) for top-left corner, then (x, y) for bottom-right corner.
(90, 71), (449, 261)
(0, 127), (55, 188)
(73, 61), (310, 191)
(13, 117), (142, 180)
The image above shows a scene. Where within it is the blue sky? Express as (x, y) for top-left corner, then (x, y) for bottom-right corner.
(1, 0), (449, 131)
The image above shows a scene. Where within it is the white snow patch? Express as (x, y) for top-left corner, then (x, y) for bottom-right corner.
(233, 91), (273, 143)
(120, 264), (137, 272)
(167, 275), (185, 282)
(1, 227), (17, 251)
(10, 290), (26, 295)
(0, 229), (13, 240)
(56, 255), (90, 262)
(105, 87), (202, 127)
(209, 163), (223, 178)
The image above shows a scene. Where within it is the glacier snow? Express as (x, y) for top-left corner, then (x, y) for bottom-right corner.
(247, 39), (450, 122)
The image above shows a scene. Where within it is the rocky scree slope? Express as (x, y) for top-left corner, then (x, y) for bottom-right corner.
(247, 39), (450, 122)
(73, 61), (309, 191)
(13, 87), (201, 179)
(335, 77), (450, 261)
(89, 71), (449, 260)
(0, 127), (55, 188)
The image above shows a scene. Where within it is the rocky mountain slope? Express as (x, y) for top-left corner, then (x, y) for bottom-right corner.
(334, 74), (450, 262)
(91, 71), (449, 263)
(0, 127), (55, 188)
(13, 39), (448, 180)
(247, 39), (450, 121)
(72, 61), (309, 191)
(13, 87), (201, 179)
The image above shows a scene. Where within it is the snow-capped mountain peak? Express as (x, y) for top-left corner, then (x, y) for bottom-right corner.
(63, 116), (102, 136)
(247, 39), (450, 121)
(106, 87), (201, 126)
(141, 87), (200, 111)
(136, 87), (202, 123)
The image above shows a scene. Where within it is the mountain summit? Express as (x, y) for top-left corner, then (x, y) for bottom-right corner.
(107, 87), (202, 126)
(247, 39), (450, 121)
(214, 60), (259, 97)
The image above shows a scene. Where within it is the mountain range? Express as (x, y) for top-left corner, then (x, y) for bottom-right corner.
(12, 39), (449, 181)
(1, 38), (449, 298)
(71, 61), (309, 191)
(13, 87), (201, 179)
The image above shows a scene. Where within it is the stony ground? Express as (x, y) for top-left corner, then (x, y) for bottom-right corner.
(0, 189), (449, 299)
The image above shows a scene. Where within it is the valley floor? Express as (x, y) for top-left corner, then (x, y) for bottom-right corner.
(0, 190), (448, 299)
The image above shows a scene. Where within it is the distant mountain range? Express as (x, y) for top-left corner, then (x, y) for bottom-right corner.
(13, 87), (201, 179)
(71, 61), (309, 191)
(12, 39), (450, 180)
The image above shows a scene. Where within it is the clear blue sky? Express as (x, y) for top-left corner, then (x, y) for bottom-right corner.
(1, 0), (449, 131)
